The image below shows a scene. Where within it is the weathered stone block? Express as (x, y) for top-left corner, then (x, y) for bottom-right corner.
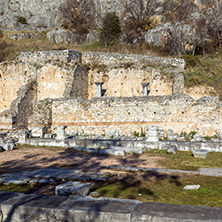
(146, 126), (159, 142)
(99, 148), (126, 156)
(56, 126), (67, 140)
(56, 196), (136, 222)
(109, 146), (144, 154)
(183, 185), (200, 190)
(167, 145), (177, 154)
(192, 149), (209, 159)
(55, 181), (91, 197)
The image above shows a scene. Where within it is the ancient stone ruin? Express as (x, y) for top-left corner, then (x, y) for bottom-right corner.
(0, 50), (221, 153)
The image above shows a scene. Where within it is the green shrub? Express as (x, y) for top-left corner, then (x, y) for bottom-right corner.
(182, 55), (199, 68)
(17, 17), (28, 25)
(100, 12), (122, 47)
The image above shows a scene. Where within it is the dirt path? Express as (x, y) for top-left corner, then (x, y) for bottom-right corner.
(0, 146), (165, 174)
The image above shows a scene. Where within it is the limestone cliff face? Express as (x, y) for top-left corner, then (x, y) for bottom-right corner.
(0, 0), (125, 28)
(0, 0), (62, 28)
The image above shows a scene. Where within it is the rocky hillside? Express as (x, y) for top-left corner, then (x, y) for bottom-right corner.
(0, 0), (127, 28)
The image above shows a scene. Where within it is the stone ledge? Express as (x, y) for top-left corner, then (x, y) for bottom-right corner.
(1, 192), (222, 222)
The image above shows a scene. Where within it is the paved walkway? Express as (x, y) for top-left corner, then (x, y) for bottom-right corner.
(103, 166), (222, 177)
(1, 166), (222, 186)
(0, 168), (109, 185)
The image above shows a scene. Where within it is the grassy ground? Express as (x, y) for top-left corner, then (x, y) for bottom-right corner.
(183, 54), (222, 98)
(90, 150), (222, 207)
(91, 173), (222, 207)
(0, 146), (222, 207)
(0, 183), (55, 195)
(146, 150), (222, 171)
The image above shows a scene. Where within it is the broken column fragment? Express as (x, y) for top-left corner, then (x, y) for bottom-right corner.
(95, 82), (103, 97)
(141, 82), (149, 96)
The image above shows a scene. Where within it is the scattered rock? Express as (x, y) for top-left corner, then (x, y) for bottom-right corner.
(211, 138), (220, 142)
(146, 126), (159, 142)
(8, 32), (40, 41)
(3, 179), (29, 185)
(89, 191), (100, 197)
(0, 138), (16, 151)
(55, 181), (91, 197)
(167, 129), (179, 141)
(183, 185), (200, 190)
(192, 149), (209, 159)
(73, 146), (99, 154)
(47, 29), (86, 45)
(99, 148), (126, 156)
(86, 31), (100, 45)
(167, 145), (177, 154)
(29, 179), (49, 185)
(109, 146), (144, 154)
(191, 134), (206, 142)
(56, 125), (67, 140)
(177, 137), (186, 141)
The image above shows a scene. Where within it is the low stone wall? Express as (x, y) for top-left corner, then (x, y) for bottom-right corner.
(17, 50), (81, 66)
(48, 95), (221, 137)
(1, 191), (222, 222)
(82, 52), (185, 71)
(25, 138), (222, 152)
(26, 138), (76, 148)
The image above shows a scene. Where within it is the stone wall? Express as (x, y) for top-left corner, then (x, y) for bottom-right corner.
(17, 50), (82, 66)
(28, 99), (53, 137)
(0, 50), (87, 130)
(0, 110), (13, 130)
(0, 62), (36, 113)
(47, 95), (221, 137)
(64, 64), (89, 100)
(36, 64), (67, 101)
(1, 191), (222, 222)
(88, 67), (173, 98)
(0, 50), (220, 137)
(10, 81), (37, 129)
(82, 52), (185, 70)
(83, 52), (184, 98)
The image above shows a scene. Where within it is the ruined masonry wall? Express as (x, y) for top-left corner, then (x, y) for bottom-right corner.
(0, 50), (83, 114)
(83, 52), (184, 98)
(82, 52), (185, 70)
(0, 50), (86, 130)
(17, 50), (82, 65)
(50, 96), (222, 137)
(0, 62), (36, 113)
(37, 64), (68, 101)
(88, 67), (173, 98)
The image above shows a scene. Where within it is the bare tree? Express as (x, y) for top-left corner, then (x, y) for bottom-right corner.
(164, 23), (196, 56)
(122, 0), (159, 43)
(203, 0), (222, 49)
(194, 15), (208, 54)
(59, 0), (96, 34)
(162, 0), (196, 23)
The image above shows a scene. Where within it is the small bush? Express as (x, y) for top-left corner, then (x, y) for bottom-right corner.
(17, 17), (28, 25)
(133, 131), (140, 137)
(182, 55), (200, 68)
(0, 29), (3, 39)
(100, 12), (122, 47)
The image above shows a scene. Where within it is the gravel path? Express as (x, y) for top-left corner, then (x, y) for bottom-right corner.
(0, 146), (164, 174)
